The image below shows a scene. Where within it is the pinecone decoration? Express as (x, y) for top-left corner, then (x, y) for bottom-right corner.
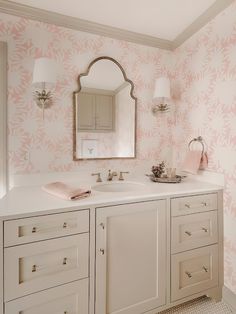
(152, 161), (165, 178)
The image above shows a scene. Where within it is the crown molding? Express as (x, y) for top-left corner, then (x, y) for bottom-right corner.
(173, 0), (234, 49)
(0, 0), (173, 50)
(0, 0), (234, 51)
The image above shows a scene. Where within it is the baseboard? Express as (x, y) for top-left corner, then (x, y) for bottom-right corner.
(223, 286), (236, 313)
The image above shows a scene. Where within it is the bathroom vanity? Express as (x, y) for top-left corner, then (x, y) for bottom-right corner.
(0, 178), (223, 314)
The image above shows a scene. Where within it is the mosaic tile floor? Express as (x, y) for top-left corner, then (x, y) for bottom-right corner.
(160, 297), (234, 314)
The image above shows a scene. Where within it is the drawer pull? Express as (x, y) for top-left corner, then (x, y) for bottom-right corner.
(185, 204), (191, 208)
(100, 248), (105, 255)
(185, 231), (192, 236)
(32, 264), (37, 272)
(201, 202), (207, 206)
(63, 222), (67, 228)
(203, 266), (208, 272)
(32, 227), (37, 233)
(185, 227), (209, 237)
(63, 257), (67, 265)
(185, 265), (209, 278)
(185, 271), (192, 278)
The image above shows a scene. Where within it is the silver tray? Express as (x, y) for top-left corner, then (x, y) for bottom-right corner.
(146, 174), (182, 183)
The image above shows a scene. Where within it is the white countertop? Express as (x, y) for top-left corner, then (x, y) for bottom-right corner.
(0, 176), (223, 220)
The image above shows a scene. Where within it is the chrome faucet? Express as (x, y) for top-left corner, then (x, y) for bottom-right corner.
(107, 170), (117, 181)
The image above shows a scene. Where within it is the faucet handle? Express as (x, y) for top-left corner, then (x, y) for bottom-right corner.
(91, 172), (102, 182)
(119, 171), (129, 181)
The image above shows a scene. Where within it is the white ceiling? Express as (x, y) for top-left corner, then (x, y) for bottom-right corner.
(13, 0), (216, 41)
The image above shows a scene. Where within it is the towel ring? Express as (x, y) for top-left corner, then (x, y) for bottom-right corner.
(188, 136), (205, 155)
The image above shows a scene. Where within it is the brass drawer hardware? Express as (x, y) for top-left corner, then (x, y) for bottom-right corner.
(32, 227), (37, 233)
(63, 222), (67, 228)
(63, 257), (67, 265)
(32, 264), (37, 272)
(185, 265), (209, 278)
(100, 248), (105, 255)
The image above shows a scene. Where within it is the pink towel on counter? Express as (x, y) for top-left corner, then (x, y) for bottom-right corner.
(182, 150), (202, 174)
(42, 182), (91, 200)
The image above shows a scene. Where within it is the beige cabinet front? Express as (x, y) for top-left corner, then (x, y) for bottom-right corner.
(5, 279), (89, 314)
(4, 233), (89, 301)
(96, 200), (166, 314)
(171, 245), (218, 301)
(171, 211), (218, 253)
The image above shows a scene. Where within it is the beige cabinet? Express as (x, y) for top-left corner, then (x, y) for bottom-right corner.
(95, 200), (167, 314)
(77, 92), (114, 131)
(171, 245), (219, 301)
(5, 279), (88, 314)
(4, 233), (89, 301)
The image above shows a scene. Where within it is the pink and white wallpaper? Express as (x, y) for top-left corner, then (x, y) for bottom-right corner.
(0, 12), (173, 174)
(0, 0), (236, 294)
(172, 1), (236, 294)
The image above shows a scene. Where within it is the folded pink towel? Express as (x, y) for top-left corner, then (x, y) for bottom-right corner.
(182, 150), (202, 174)
(42, 182), (91, 200)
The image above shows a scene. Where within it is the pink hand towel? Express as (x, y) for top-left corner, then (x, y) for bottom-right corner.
(199, 152), (208, 170)
(42, 182), (91, 200)
(182, 150), (202, 174)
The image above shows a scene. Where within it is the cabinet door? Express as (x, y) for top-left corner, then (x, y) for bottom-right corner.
(96, 200), (166, 314)
(95, 95), (114, 130)
(77, 93), (95, 130)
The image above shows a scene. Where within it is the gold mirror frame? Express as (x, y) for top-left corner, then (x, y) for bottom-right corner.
(73, 56), (137, 161)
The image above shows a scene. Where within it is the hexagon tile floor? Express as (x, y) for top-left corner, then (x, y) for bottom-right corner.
(159, 297), (234, 314)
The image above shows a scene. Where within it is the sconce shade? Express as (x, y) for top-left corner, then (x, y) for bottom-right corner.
(153, 77), (170, 99)
(32, 58), (56, 86)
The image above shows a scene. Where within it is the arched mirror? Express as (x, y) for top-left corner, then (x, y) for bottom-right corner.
(73, 57), (136, 160)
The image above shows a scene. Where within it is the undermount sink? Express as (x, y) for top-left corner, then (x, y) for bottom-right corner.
(92, 181), (146, 193)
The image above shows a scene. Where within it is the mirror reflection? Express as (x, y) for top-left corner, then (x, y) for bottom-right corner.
(73, 57), (136, 160)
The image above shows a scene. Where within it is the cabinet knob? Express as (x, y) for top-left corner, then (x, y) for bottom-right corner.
(184, 204), (191, 208)
(201, 202), (207, 207)
(63, 222), (67, 228)
(100, 248), (105, 255)
(32, 227), (37, 233)
(63, 257), (67, 265)
(32, 264), (37, 272)
(100, 223), (105, 230)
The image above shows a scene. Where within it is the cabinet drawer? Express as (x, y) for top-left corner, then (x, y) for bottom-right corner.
(4, 233), (89, 301)
(4, 209), (89, 247)
(171, 193), (217, 216)
(5, 278), (89, 314)
(171, 211), (218, 253)
(171, 245), (218, 301)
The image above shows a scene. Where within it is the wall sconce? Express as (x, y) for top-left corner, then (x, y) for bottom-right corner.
(152, 77), (171, 113)
(32, 58), (56, 117)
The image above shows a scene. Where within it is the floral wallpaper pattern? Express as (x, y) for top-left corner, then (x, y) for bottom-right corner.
(0, 0), (236, 294)
(0, 12), (173, 174)
(172, 1), (236, 294)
